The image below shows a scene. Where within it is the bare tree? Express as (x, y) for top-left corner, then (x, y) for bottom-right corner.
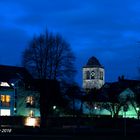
(101, 89), (136, 118)
(22, 30), (76, 128)
(22, 30), (76, 82)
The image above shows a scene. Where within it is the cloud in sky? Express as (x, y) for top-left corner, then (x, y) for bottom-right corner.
(0, 0), (140, 86)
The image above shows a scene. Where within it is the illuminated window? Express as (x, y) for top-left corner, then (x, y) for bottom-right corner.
(0, 82), (10, 87)
(1, 95), (5, 102)
(29, 110), (34, 117)
(0, 95), (10, 107)
(0, 109), (10, 116)
(26, 96), (35, 107)
(6, 95), (10, 102)
(25, 117), (36, 127)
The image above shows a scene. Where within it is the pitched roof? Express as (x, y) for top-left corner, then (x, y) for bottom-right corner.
(0, 65), (33, 83)
(99, 79), (140, 102)
(83, 56), (103, 68)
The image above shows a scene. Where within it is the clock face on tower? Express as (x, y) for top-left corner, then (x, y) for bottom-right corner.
(90, 71), (95, 79)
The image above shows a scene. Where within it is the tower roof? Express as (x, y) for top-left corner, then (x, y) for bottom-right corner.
(84, 56), (103, 68)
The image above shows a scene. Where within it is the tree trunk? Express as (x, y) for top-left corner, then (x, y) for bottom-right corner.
(35, 79), (59, 128)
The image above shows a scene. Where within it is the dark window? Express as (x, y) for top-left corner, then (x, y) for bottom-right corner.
(86, 71), (90, 79)
(100, 71), (103, 80)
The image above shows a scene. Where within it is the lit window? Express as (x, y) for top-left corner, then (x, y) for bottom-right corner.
(29, 110), (34, 117)
(6, 95), (10, 102)
(0, 109), (10, 116)
(0, 82), (10, 87)
(1, 95), (5, 102)
(0, 95), (10, 107)
(25, 117), (36, 127)
(26, 96), (35, 107)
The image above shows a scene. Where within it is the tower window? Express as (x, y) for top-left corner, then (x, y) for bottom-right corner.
(26, 96), (35, 108)
(90, 71), (95, 79)
(100, 71), (103, 80)
(86, 71), (90, 79)
(0, 95), (10, 107)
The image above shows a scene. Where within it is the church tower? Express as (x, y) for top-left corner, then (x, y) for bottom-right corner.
(83, 56), (105, 89)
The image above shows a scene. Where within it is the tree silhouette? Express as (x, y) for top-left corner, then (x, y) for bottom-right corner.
(83, 88), (99, 117)
(22, 30), (76, 128)
(102, 88), (136, 118)
(22, 30), (76, 82)
(66, 83), (83, 117)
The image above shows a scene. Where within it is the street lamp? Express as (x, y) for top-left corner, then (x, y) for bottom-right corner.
(136, 107), (140, 119)
(136, 107), (139, 111)
(53, 106), (56, 110)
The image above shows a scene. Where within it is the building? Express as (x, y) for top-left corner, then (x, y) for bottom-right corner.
(83, 77), (140, 119)
(82, 57), (140, 119)
(83, 56), (105, 89)
(0, 65), (62, 126)
(0, 81), (15, 116)
(0, 65), (40, 118)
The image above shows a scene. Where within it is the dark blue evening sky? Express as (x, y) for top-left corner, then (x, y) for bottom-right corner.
(0, 0), (140, 86)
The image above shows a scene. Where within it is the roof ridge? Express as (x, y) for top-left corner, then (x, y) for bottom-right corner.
(0, 64), (24, 69)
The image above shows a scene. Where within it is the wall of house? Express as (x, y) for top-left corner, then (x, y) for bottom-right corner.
(16, 88), (40, 117)
(0, 89), (15, 116)
(119, 105), (137, 119)
(82, 101), (138, 118)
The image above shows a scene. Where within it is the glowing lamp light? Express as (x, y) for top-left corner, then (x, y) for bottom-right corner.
(11, 83), (14, 86)
(136, 107), (140, 111)
(0, 82), (10, 87)
(53, 106), (56, 110)
(25, 117), (36, 127)
(94, 106), (97, 110)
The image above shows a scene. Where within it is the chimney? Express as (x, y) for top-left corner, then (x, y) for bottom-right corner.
(118, 75), (124, 82)
(118, 76), (121, 82)
(121, 75), (124, 80)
